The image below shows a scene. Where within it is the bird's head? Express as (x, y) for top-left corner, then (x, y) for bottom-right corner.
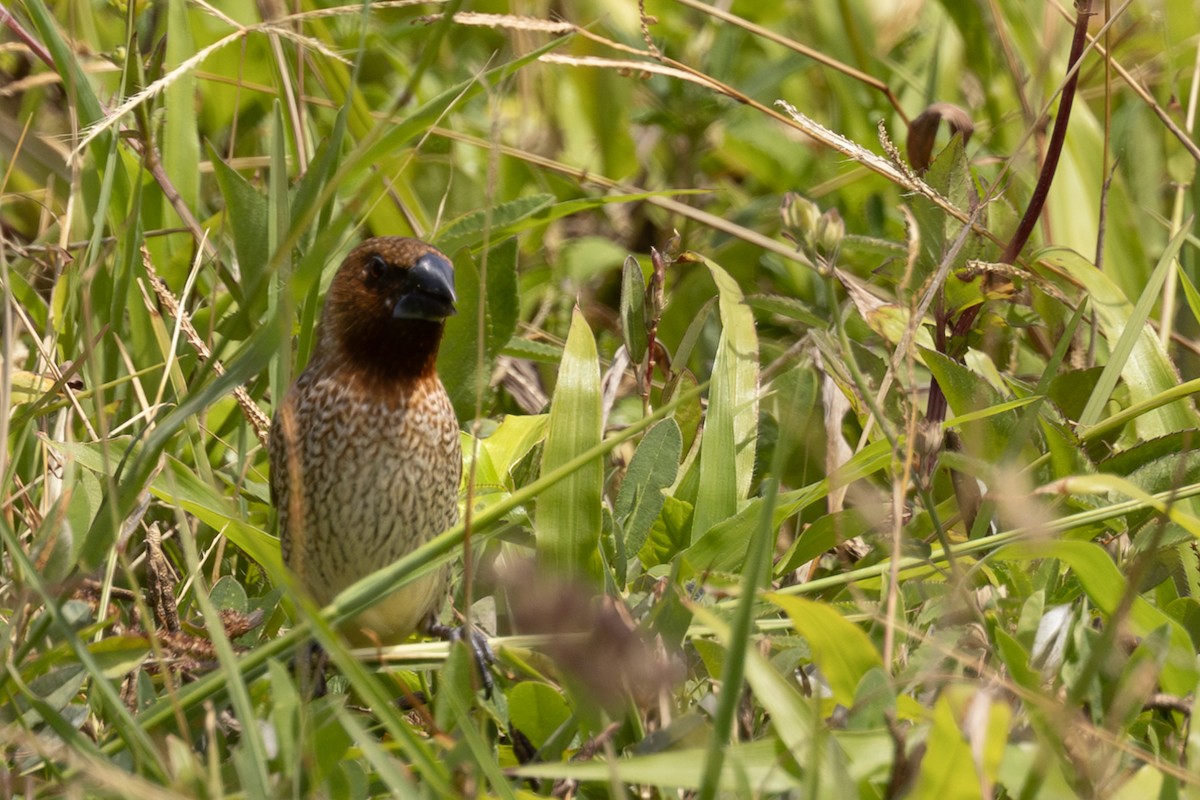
(319, 237), (457, 382)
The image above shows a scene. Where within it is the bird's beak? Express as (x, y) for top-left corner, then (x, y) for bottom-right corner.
(393, 252), (457, 320)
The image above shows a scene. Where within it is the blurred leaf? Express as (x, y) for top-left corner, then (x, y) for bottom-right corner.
(768, 595), (883, 707)
(996, 539), (1198, 693)
(910, 688), (1006, 799)
(164, 0), (199, 214)
(513, 740), (796, 792)
(88, 636), (151, 681)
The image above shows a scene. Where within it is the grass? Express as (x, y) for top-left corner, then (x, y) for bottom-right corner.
(4, 0), (1200, 796)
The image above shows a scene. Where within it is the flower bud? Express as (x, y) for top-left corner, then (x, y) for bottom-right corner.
(816, 208), (844, 254)
(780, 192), (822, 248)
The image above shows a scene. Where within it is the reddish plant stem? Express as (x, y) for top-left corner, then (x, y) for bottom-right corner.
(926, 0), (1094, 426)
(1, 4), (54, 68)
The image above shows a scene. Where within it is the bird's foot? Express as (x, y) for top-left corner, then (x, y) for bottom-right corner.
(423, 618), (495, 698)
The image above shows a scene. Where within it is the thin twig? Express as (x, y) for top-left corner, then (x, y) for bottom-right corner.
(140, 246), (271, 446)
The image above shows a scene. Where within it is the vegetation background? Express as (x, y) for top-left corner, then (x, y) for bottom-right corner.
(3, 0), (1200, 796)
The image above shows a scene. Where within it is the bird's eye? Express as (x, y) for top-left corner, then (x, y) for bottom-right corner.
(366, 254), (388, 280)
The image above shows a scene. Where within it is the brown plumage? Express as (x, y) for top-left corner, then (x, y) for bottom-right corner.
(269, 237), (462, 647)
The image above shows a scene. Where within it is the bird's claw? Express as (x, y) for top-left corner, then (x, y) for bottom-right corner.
(425, 619), (496, 698)
(293, 640), (330, 698)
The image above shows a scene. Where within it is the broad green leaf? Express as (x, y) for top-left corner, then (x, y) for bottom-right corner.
(768, 595), (884, 707)
(88, 636), (152, 681)
(690, 255), (759, 538)
(507, 682), (572, 750)
(537, 308), (603, 580)
(639, 495), (695, 568)
(210, 576), (249, 615)
(477, 414), (549, 486)
(684, 481), (827, 574)
(616, 420), (682, 567)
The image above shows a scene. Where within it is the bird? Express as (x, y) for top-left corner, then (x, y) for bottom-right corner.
(269, 236), (489, 685)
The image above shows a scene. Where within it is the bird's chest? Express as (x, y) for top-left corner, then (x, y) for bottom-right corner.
(286, 377), (461, 552)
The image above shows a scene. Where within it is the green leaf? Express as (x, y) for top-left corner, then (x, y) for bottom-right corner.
(621, 255), (649, 364)
(768, 595), (884, 707)
(910, 688), (1009, 799)
(513, 740), (797, 792)
(774, 509), (872, 578)
(483, 237), (521, 359)
(922, 348), (1016, 457)
(507, 682), (572, 751)
(685, 438), (893, 573)
(995, 539), (1198, 694)
(208, 145), (269, 283)
(164, 0), (199, 214)
(438, 239), (521, 420)
(536, 308), (603, 580)
(210, 576), (249, 615)
(434, 195), (553, 255)
(639, 495), (694, 569)
(502, 336), (564, 363)
(1039, 241), (1199, 436)
(616, 419), (682, 568)
(477, 414), (549, 487)
(684, 481), (827, 573)
(690, 255), (759, 538)
(79, 317), (282, 569)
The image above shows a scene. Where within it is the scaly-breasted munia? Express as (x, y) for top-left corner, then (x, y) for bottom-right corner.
(269, 237), (466, 652)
